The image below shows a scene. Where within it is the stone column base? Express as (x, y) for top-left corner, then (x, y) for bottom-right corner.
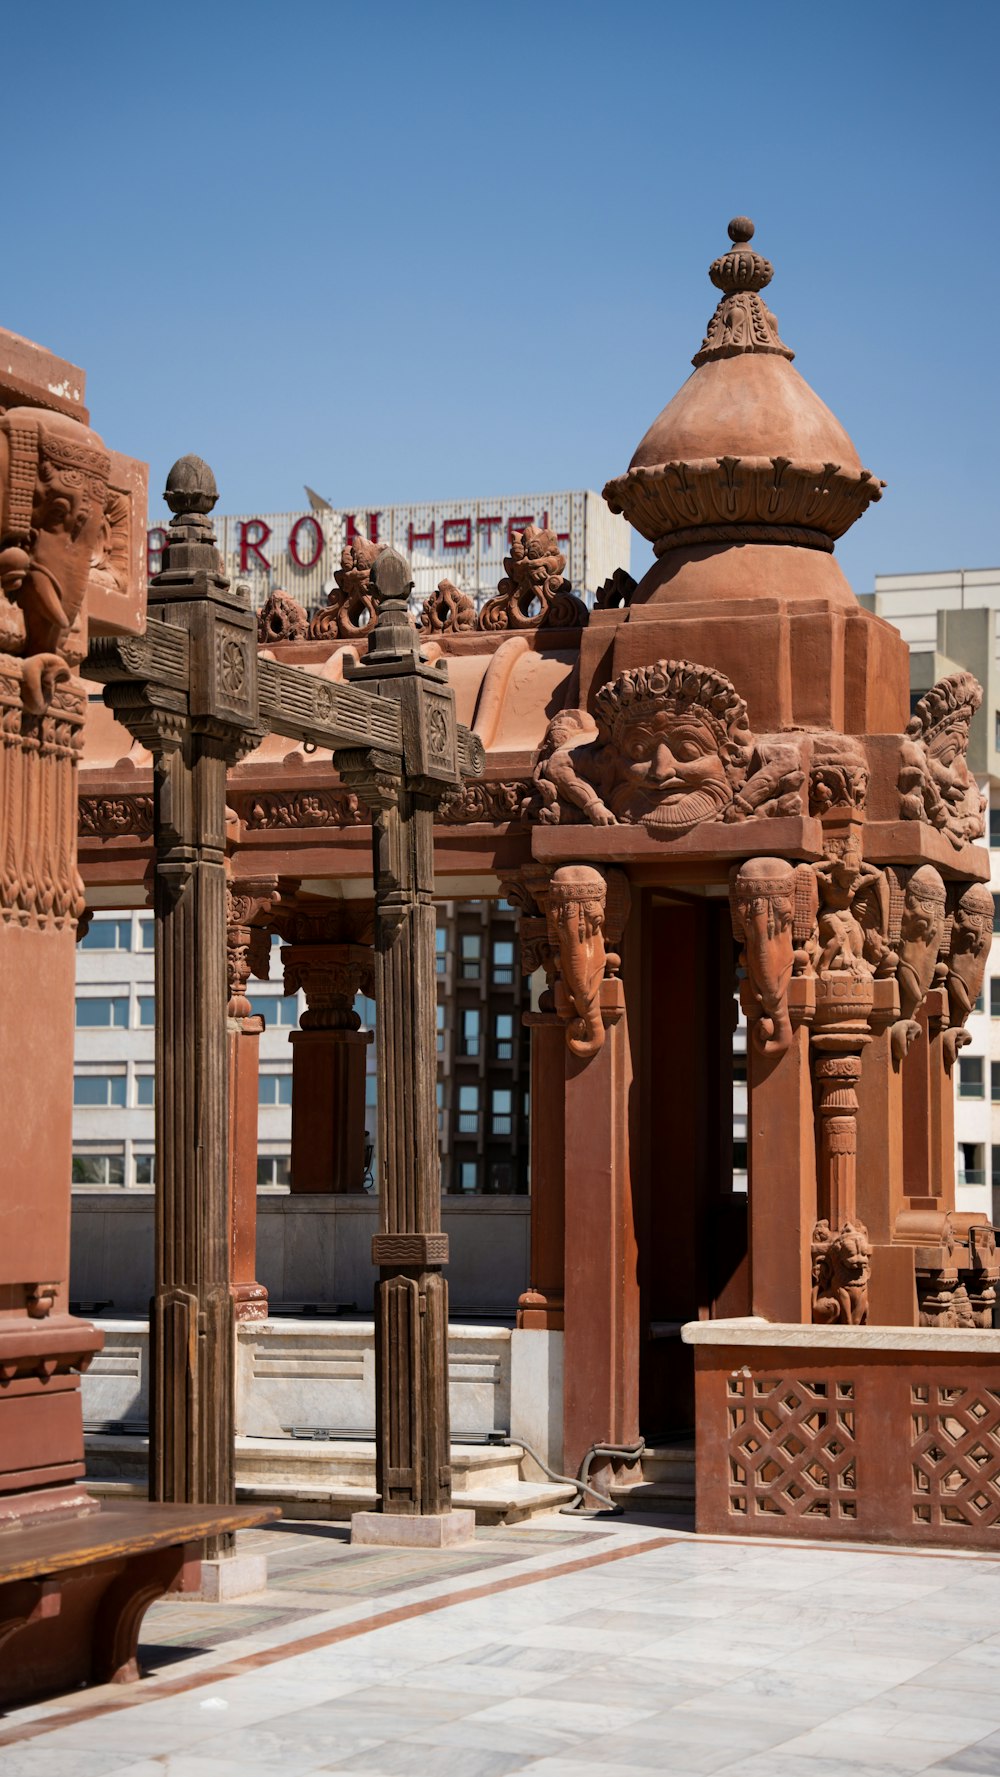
(196, 1550), (269, 1600)
(350, 1509), (475, 1548)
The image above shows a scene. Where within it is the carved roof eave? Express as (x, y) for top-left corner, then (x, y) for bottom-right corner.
(530, 818), (989, 883)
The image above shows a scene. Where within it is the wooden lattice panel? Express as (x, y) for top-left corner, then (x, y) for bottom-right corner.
(726, 1373), (857, 1522)
(911, 1382), (1000, 1530)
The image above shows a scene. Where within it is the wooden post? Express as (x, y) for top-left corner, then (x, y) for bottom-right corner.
(88, 488), (482, 1549)
(339, 549), (483, 1544)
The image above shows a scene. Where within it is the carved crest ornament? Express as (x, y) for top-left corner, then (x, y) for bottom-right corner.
(526, 657), (804, 833)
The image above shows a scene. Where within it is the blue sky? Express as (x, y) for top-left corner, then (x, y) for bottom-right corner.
(5, 0), (996, 593)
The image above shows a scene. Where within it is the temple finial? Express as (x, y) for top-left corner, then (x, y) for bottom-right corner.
(693, 215), (793, 366)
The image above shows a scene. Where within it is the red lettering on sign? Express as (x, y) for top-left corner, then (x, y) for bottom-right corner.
(288, 514), (324, 570)
(442, 517), (472, 551)
(507, 515), (534, 545)
(408, 521), (435, 552)
(477, 516), (502, 547)
(146, 526), (169, 578)
(238, 519), (272, 572)
(345, 513), (381, 547)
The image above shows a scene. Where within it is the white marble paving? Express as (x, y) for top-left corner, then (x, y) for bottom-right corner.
(5, 1525), (1000, 1776)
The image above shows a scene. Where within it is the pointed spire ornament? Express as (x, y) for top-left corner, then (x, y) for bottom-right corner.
(693, 217), (794, 367)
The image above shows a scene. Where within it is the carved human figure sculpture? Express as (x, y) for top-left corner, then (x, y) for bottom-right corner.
(545, 864), (609, 1059)
(943, 881), (994, 1066)
(899, 672), (986, 850)
(0, 409), (112, 710)
(891, 865), (947, 1060)
(730, 858), (796, 1056)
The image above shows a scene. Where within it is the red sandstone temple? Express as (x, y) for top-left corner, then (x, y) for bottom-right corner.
(2, 214), (998, 1687)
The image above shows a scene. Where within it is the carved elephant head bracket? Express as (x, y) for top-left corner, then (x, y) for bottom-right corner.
(943, 881), (993, 1067)
(730, 857), (796, 1056)
(541, 864), (631, 1061)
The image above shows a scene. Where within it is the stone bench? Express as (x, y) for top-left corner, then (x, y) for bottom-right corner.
(0, 1499), (277, 1707)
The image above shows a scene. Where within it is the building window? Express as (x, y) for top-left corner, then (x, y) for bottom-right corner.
(73, 1072), (126, 1108)
(259, 1072), (292, 1106)
(495, 1012), (513, 1059)
(491, 1087), (513, 1135)
(992, 980), (1000, 1019)
(79, 917), (132, 952)
(991, 808), (1000, 848)
(436, 1078), (444, 1136)
(138, 996), (155, 1028)
(134, 1074), (154, 1107)
(733, 1052), (747, 1085)
(993, 895), (1000, 936)
(733, 1140), (748, 1172)
(460, 933), (481, 980)
(359, 995), (376, 1031)
(134, 1153), (155, 1185)
(257, 1154), (291, 1187)
(959, 1057), (985, 1099)
(139, 918), (155, 951)
(488, 1161), (514, 1192)
(247, 994), (298, 1028)
(492, 939), (515, 985)
(959, 1142), (986, 1188)
(459, 1161), (478, 1192)
(72, 1151), (125, 1185)
(991, 1062), (1000, 1103)
(461, 1008), (480, 1056)
(435, 929), (447, 976)
(457, 1084), (479, 1132)
(975, 989), (985, 1014)
(436, 1002), (446, 1054)
(75, 995), (128, 1029)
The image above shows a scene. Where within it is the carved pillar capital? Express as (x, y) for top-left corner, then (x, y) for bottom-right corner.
(282, 940), (372, 1029)
(225, 877), (280, 1019)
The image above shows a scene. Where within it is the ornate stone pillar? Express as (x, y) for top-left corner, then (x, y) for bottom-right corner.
(544, 865), (639, 1485)
(502, 872), (564, 1330)
(225, 879), (278, 1322)
(731, 858), (817, 1324)
(281, 933), (373, 1194)
(0, 402), (134, 1524)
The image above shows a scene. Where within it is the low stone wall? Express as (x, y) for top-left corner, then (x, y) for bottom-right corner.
(82, 1319), (564, 1471)
(70, 1191), (531, 1317)
(685, 1317), (1000, 1550)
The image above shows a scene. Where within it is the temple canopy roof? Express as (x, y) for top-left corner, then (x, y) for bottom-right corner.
(603, 218), (884, 555)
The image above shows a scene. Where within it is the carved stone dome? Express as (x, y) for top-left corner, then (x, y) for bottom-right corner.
(603, 219), (884, 558)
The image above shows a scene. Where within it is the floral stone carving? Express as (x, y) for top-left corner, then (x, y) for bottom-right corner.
(479, 526), (588, 631)
(419, 579), (476, 633)
(730, 858), (796, 1057)
(527, 659), (802, 835)
(308, 534), (384, 640)
(899, 672), (986, 850)
(257, 588), (308, 644)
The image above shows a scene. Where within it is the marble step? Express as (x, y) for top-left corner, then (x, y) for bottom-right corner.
(607, 1442), (696, 1515)
(84, 1434), (575, 1526)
